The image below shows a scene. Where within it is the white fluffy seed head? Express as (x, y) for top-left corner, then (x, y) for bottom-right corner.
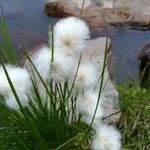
(91, 124), (122, 150)
(77, 91), (104, 120)
(26, 46), (51, 81)
(26, 46), (76, 83)
(73, 62), (99, 90)
(54, 17), (90, 57)
(0, 65), (31, 98)
(5, 93), (29, 110)
(51, 52), (76, 83)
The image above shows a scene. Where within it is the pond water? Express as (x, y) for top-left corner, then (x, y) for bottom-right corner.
(0, 0), (57, 51)
(91, 28), (150, 83)
(1, 0), (150, 84)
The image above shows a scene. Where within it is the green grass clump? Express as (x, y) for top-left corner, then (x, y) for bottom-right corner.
(0, 64), (91, 149)
(0, 99), (90, 150)
(118, 85), (150, 150)
(0, 55), (91, 149)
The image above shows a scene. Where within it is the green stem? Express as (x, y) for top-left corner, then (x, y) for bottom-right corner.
(89, 36), (109, 128)
(80, 0), (85, 18)
(51, 26), (54, 62)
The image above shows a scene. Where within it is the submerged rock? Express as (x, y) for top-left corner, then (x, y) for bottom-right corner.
(44, 0), (150, 29)
(139, 43), (150, 89)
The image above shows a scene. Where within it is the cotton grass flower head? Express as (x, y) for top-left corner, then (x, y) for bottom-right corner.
(54, 17), (90, 57)
(25, 46), (51, 81)
(73, 62), (99, 90)
(26, 46), (76, 83)
(76, 91), (104, 126)
(5, 93), (29, 110)
(91, 124), (122, 150)
(50, 52), (76, 83)
(0, 64), (31, 98)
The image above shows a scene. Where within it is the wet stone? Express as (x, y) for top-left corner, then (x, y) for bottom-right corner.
(44, 0), (150, 29)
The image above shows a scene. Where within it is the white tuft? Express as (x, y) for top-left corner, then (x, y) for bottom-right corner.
(73, 62), (98, 90)
(0, 65), (31, 98)
(27, 46), (76, 83)
(91, 124), (122, 150)
(54, 17), (90, 57)
(51, 51), (76, 83)
(26, 46), (51, 81)
(5, 93), (29, 110)
(76, 91), (104, 126)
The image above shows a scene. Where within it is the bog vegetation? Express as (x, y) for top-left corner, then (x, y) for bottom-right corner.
(0, 3), (149, 150)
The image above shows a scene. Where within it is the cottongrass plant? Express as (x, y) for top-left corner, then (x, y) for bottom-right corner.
(91, 124), (121, 150)
(0, 16), (122, 149)
(0, 65), (31, 110)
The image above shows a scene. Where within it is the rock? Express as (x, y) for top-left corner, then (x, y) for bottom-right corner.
(84, 37), (121, 124)
(103, 0), (113, 8)
(113, 0), (150, 28)
(44, 0), (150, 29)
(44, 0), (128, 29)
(139, 43), (150, 89)
(72, 0), (92, 9)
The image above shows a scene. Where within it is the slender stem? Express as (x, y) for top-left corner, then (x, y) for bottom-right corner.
(51, 25), (54, 62)
(102, 110), (121, 121)
(80, 0), (85, 18)
(65, 52), (82, 100)
(89, 36), (109, 128)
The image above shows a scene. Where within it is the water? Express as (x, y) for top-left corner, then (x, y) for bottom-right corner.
(1, 0), (150, 83)
(110, 29), (150, 83)
(91, 28), (150, 83)
(0, 0), (57, 52)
